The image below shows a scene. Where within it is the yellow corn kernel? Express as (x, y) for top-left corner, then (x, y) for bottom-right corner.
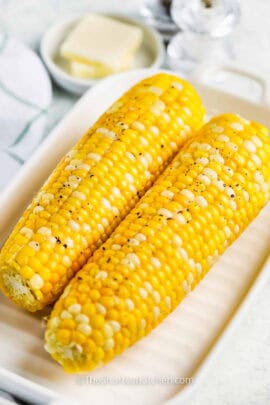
(57, 329), (71, 345)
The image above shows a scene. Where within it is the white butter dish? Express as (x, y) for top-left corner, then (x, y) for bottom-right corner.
(40, 15), (165, 95)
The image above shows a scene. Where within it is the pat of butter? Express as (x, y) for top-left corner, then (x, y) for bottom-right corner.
(60, 14), (143, 75)
(70, 61), (111, 79)
(70, 58), (133, 79)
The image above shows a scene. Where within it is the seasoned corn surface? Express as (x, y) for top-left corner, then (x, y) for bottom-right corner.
(45, 114), (270, 372)
(0, 73), (204, 311)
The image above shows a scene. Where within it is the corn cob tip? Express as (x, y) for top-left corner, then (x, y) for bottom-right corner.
(0, 267), (38, 311)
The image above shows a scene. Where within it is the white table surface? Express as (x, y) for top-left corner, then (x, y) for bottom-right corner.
(2, 1), (270, 404)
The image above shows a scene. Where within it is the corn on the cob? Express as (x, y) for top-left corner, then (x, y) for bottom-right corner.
(45, 114), (270, 373)
(0, 73), (204, 311)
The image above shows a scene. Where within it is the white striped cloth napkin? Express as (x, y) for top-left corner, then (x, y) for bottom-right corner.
(0, 31), (52, 191)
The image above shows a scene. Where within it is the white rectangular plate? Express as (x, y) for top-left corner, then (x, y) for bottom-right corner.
(1, 69), (270, 405)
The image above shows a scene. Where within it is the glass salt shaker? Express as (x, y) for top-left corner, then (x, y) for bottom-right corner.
(167, 0), (241, 76)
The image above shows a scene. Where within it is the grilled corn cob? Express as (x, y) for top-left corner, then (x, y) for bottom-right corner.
(0, 73), (204, 311)
(45, 114), (270, 372)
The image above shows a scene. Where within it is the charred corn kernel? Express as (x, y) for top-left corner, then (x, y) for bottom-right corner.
(45, 114), (270, 373)
(0, 73), (204, 312)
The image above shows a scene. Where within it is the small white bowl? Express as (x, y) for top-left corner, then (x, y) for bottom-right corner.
(40, 14), (165, 95)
